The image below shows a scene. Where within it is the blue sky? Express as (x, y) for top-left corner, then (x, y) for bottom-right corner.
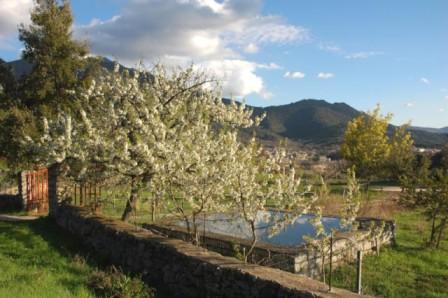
(0, 0), (447, 127)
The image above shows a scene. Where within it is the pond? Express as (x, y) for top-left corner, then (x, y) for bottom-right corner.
(176, 210), (348, 247)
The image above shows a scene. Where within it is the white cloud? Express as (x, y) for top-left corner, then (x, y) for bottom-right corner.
(0, 0), (34, 48)
(445, 95), (448, 100)
(318, 43), (341, 53)
(439, 108), (445, 112)
(317, 72), (334, 79)
(244, 43), (259, 53)
(420, 77), (430, 84)
(441, 88), (447, 92)
(284, 71), (305, 79)
(75, 0), (309, 98)
(405, 102), (415, 108)
(257, 62), (282, 70)
(345, 51), (384, 59)
(197, 59), (264, 98)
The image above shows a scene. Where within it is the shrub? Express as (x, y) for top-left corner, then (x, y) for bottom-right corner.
(88, 266), (155, 298)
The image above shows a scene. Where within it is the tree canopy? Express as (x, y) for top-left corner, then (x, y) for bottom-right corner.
(341, 105), (414, 183)
(18, 0), (92, 111)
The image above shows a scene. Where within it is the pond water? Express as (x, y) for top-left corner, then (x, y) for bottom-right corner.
(176, 210), (348, 247)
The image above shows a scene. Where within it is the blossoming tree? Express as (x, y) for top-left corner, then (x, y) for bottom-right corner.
(26, 64), (261, 221)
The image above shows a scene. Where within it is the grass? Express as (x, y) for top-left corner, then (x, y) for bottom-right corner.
(331, 210), (448, 298)
(0, 217), (94, 297)
(0, 217), (157, 298)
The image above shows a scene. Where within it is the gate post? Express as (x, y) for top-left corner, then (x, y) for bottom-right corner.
(18, 171), (28, 210)
(48, 163), (60, 217)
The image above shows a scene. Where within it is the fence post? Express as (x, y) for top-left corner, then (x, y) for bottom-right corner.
(329, 232), (333, 292)
(48, 163), (60, 217)
(356, 250), (363, 295)
(18, 172), (27, 210)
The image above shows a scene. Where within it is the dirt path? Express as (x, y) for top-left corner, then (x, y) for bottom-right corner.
(371, 186), (403, 192)
(0, 214), (39, 222)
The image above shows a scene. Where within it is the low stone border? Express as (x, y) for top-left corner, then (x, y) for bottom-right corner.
(54, 204), (365, 298)
(145, 216), (395, 278)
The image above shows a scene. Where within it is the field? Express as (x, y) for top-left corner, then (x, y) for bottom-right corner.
(0, 218), (94, 297)
(0, 217), (155, 298)
(331, 210), (448, 298)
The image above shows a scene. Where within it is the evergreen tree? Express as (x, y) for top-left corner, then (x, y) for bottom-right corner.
(1, 0), (96, 169)
(18, 0), (92, 111)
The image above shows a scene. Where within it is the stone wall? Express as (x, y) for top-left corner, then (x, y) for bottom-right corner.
(145, 218), (395, 279)
(54, 204), (363, 298)
(144, 223), (300, 272)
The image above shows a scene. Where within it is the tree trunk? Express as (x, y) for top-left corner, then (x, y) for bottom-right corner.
(121, 176), (139, 222)
(192, 214), (199, 246)
(365, 177), (371, 199)
(430, 214), (437, 246)
(436, 217), (447, 249)
(245, 221), (257, 263)
(321, 251), (326, 284)
(151, 199), (156, 223)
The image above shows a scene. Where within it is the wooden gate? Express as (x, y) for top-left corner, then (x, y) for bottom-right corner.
(25, 168), (49, 212)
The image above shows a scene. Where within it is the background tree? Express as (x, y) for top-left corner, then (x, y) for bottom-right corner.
(18, 0), (93, 112)
(432, 144), (448, 171)
(401, 162), (448, 248)
(341, 105), (414, 188)
(388, 124), (415, 179)
(341, 106), (392, 188)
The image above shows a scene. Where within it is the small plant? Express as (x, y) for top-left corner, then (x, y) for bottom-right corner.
(88, 266), (155, 298)
(231, 243), (245, 262)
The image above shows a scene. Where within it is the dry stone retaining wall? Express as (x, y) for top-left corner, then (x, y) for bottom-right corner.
(54, 204), (363, 298)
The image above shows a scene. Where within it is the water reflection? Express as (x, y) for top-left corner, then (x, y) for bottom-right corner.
(177, 210), (346, 247)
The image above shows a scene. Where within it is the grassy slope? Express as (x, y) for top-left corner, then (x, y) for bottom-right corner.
(331, 211), (448, 298)
(0, 218), (94, 298)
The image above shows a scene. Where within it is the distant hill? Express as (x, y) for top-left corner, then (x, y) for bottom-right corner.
(411, 126), (448, 134)
(253, 99), (359, 144)
(5, 57), (133, 80)
(6, 59), (33, 79)
(234, 99), (448, 149)
(5, 58), (448, 149)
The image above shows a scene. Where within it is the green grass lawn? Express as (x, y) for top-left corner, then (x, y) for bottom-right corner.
(0, 218), (95, 297)
(331, 210), (448, 298)
(0, 216), (157, 298)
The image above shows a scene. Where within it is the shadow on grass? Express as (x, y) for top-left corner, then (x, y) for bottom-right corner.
(0, 217), (166, 297)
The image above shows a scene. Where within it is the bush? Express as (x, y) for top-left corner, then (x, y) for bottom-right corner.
(88, 266), (155, 298)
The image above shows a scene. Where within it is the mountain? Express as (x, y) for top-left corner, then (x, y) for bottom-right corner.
(237, 99), (448, 149)
(6, 59), (33, 79)
(5, 57), (134, 80)
(254, 99), (359, 144)
(4, 58), (448, 149)
(411, 126), (448, 134)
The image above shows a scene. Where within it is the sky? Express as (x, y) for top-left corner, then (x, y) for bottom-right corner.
(0, 0), (447, 127)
